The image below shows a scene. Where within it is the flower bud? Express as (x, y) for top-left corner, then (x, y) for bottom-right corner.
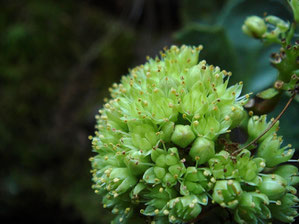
(189, 137), (215, 164)
(274, 165), (299, 186)
(171, 125), (195, 148)
(227, 105), (245, 128)
(160, 121), (175, 143)
(242, 16), (267, 38)
(258, 174), (287, 200)
(130, 183), (146, 199)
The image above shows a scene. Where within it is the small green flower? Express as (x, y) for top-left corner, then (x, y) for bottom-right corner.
(269, 193), (299, 223)
(247, 115), (279, 143)
(234, 192), (271, 224)
(209, 150), (235, 179)
(212, 180), (242, 209)
(274, 165), (299, 186)
(209, 149), (264, 185)
(167, 195), (203, 223)
(129, 121), (158, 152)
(189, 137), (215, 164)
(171, 124), (195, 148)
(141, 186), (178, 215)
(242, 16), (267, 38)
(143, 147), (186, 187)
(258, 174), (287, 200)
(257, 134), (294, 167)
(180, 166), (212, 198)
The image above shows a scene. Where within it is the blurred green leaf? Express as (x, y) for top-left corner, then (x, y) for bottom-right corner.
(257, 88), (280, 99)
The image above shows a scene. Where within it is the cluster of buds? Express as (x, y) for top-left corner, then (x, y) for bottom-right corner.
(90, 45), (298, 223)
(242, 1), (299, 88)
(242, 15), (290, 43)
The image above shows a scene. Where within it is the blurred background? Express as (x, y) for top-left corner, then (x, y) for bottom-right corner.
(0, 0), (298, 223)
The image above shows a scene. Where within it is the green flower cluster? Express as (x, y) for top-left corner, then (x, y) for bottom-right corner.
(90, 45), (298, 223)
(242, 15), (290, 42)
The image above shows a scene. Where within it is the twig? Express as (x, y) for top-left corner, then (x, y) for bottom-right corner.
(233, 91), (296, 155)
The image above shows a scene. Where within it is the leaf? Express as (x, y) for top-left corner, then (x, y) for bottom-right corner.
(257, 88), (280, 99)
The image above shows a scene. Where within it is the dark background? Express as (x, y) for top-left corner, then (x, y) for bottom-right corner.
(0, 0), (298, 223)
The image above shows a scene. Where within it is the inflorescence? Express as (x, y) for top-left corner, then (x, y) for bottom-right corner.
(90, 45), (298, 224)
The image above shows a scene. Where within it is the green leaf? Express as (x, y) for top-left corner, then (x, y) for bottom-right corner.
(257, 88), (280, 99)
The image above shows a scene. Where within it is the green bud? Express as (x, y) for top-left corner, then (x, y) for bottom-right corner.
(160, 121), (175, 143)
(154, 167), (166, 179)
(143, 167), (158, 184)
(150, 95), (178, 123)
(171, 124), (195, 148)
(212, 180), (242, 209)
(228, 105), (245, 128)
(130, 183), (146, 199)
(274, 165), (299, 186)
(259, 174), (287, 200)
(163, 173), (176, 186)
(155, 154), (167, 167)
(189, 137), (215, 164)
(242, 16), (267, 38)
(151, 148), (165, 162)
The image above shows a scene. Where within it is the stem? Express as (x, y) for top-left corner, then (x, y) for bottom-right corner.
(233, 91), (296, 155)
